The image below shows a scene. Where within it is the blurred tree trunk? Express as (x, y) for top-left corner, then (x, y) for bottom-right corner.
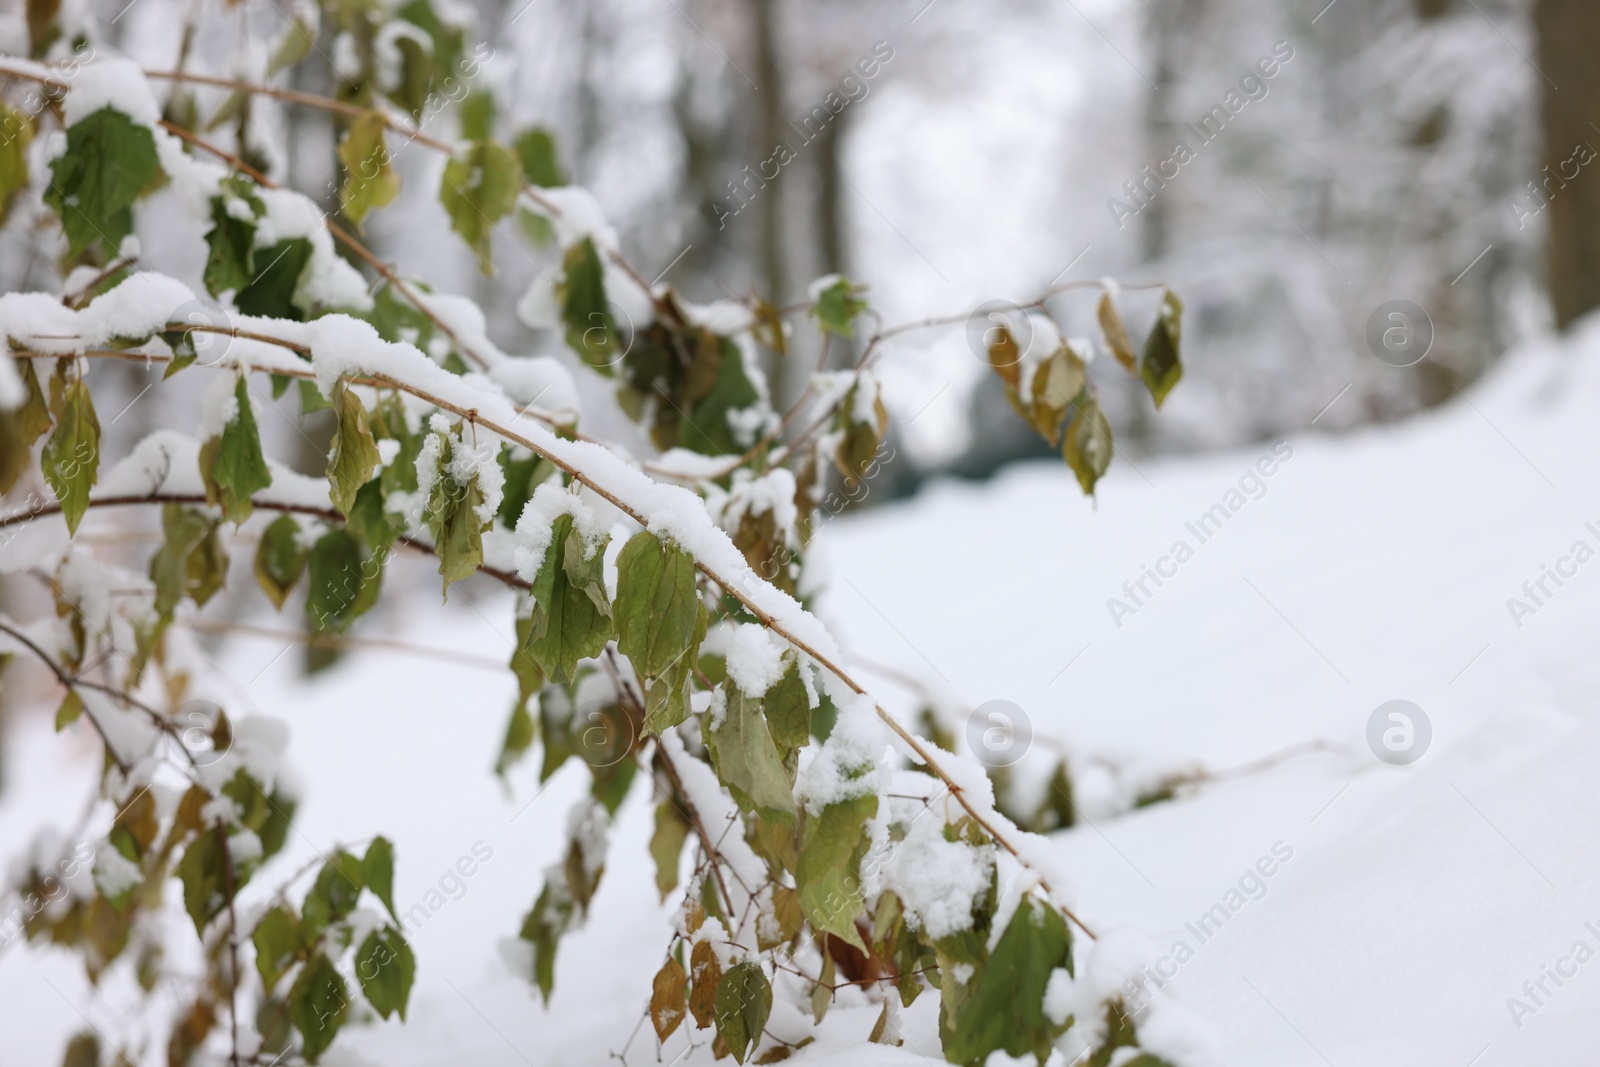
(815, 113), (848, 278)
(1535, 0), (1600, 328)
(752, 0), (788, 305)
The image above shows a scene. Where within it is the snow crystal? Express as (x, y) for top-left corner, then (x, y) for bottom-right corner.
(725, 623), (787, 698)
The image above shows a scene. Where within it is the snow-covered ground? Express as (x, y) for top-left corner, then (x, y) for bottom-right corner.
(8, 318), (1600, 1065)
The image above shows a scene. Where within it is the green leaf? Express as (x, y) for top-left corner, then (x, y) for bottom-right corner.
(235, 237), (313, 321)
(254, 514), (309, 610)
(1139, 288), (1183, 408)
(41, 377), (99, 535)
(833, 378), (888, 483)
(707, 686), (796, 824)
(0, 103), (34, 225)
(458, 87), (495, 142)
(289, 953), (349, 1063)
(148, 505), (224, 624)
(809, 276), (867, 337)
(937, 897), (1074, 1067)
(16, 358), (52, 446)
(301, 851), (364, 940)
(253, 905), (303, 990)
(203, 194), (256, 297)
(355, 926), (415, 1021)
(338, 110), (401, 226)
(44, 107), (158, 258)
(1063, 388), (1112, 496)
(0, 359), (49, 494)
(439, 139), (522, 273)
(765, 662), (811, 758)
(650, 799), (691, 901)
(677, 335), (761, 457)
(266, 11), (316, 76)
(305, 527), (381, 634)
(363, 837), (398, 923)
(521, 513), (613, 683)
(199, 376), (272, 523)
(177, 825), (228, 937)
(713, 960), (772, 1064)
(559, 237), (617, 371)
(54, 689), (83, 731)
(518, 881), (575, 1002)
(514, 127), (565, 187)
(615, 531), (704, 717)
(495, 699), (536, 777)
(327, 380), (381, 515)
(795, 792), (878, 951)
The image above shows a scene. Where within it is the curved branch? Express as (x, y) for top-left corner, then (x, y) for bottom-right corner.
(0, 616), (193, 775)
(0, 491), (531, 592)
(15, 329), (1100, 936)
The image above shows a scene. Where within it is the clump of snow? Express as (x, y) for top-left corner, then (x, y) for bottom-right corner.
(516, 275), (560, 331)
(62, 59), (160, 127)
(91, 847), (142, 899)
(199, 372), (242, 438)
(227, 829), (264, 866)
(372, 21), (430, 93)
(530, 186), (617, 251)
(806, 274), (844, 302)
(802, 693), (889, 813)
(724, 624), (787, 698)
(566, 798), (609, 881)
(680, 299), (756, 336)
(513, 483), (607, 580)
(879, 813), (995, 939)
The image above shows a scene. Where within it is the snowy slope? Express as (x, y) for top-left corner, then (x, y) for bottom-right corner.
(6, 318), (1600, 1065)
